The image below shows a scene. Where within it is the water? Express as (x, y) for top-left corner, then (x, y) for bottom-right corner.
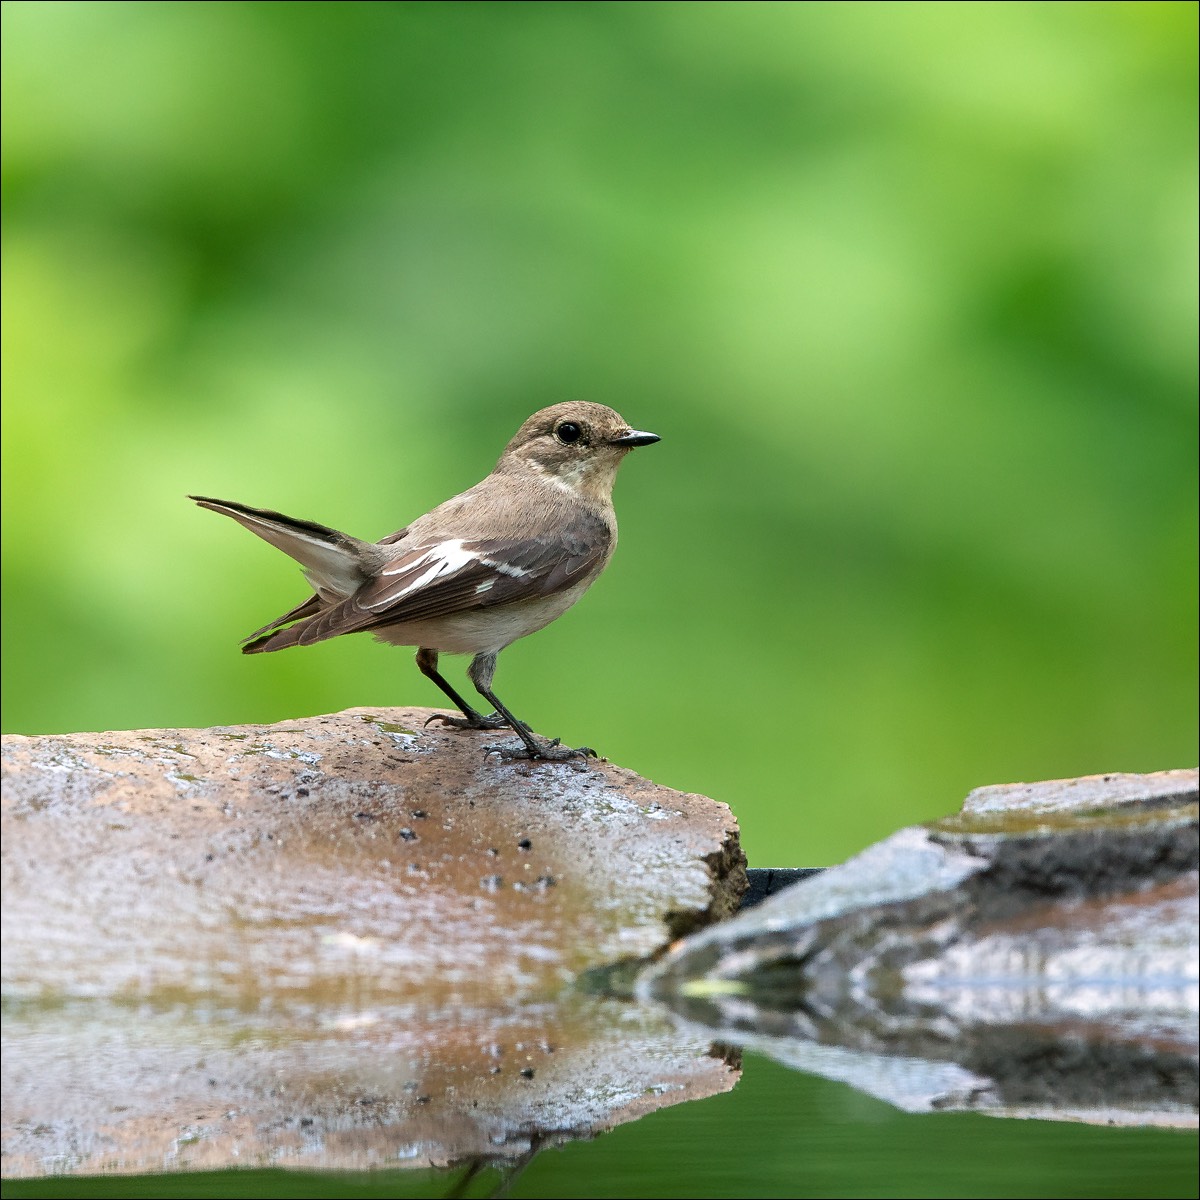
(4, 1054), (1195, 1198)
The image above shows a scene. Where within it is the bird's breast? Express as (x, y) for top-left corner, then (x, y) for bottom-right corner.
(371, 578), (595, 656)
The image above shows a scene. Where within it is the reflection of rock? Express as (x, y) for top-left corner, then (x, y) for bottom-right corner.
(0, 994), (740, 1176)
(0, 710), (744, 1177)
(1, 708), (745, 1009)
(641, 771), (1199, 1127)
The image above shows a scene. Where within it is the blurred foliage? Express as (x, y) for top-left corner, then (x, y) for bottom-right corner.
(2, 6), (1197, 1196)
(2, 1), (1196, 867)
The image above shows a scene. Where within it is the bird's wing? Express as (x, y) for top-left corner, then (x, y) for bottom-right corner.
(249, 515), (611, 650)
(368, 529), (608, 620)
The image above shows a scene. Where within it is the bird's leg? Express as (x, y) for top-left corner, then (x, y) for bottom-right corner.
(417, 648), (510, 731)
(468, 652), (596, 762)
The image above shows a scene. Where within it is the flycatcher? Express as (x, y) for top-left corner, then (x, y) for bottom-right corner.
(192, 401), (660, 761)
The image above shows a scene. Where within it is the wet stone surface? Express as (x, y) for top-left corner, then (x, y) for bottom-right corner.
(1, 708), (746, 1176)
(1, 707), (746, 1009)
(641, 770), (1199, 1127)
(6, 737), (1196, 1173)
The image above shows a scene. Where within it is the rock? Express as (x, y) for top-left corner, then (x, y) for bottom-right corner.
(1, 708), (745, 1178)
(1, 708), (745, 1008)
(639, 770), (1199, 1127)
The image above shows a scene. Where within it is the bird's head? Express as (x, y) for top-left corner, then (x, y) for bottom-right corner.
(499, 402), (660, 502)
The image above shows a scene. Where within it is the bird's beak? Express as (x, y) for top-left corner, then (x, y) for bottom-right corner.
(609, 429), (661, 448)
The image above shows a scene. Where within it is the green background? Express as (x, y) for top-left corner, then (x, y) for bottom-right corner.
(2, 5), (1197, 1197)
(3, 0), (1196, 869)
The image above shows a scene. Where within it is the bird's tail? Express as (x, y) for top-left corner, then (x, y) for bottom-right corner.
(190, 495), (381, 610)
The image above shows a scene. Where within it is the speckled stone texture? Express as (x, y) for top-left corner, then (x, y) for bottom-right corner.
(1, 707), (746, 1008)
(1, 708), (745, 1176)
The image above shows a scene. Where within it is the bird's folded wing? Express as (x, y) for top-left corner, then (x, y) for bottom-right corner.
(283, 522), (611, 647)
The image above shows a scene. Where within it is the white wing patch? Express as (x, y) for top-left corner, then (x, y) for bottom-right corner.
(369, 539), (540, 612)
(371, 539), (479, 607)
(480, 558), (533, 580)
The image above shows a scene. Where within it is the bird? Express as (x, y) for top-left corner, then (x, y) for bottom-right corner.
(191, 401), (660, 761)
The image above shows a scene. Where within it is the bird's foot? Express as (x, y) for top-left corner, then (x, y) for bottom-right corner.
(484, 737), (597, 764)
(425, 710), (525, 733)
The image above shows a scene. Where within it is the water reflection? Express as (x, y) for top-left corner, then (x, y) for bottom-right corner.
(5, 972), (1195, 1185)
(653, 999), (1198, 1128)
(0, 993), (739, 1178)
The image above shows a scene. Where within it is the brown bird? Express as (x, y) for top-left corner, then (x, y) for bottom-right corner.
(191, 401), (660, 760)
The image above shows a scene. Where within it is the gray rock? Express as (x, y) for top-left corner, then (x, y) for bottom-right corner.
(640, 770), (1198, 1127)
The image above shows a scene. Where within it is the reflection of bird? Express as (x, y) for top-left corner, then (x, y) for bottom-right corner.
(192, 401), (660, 761)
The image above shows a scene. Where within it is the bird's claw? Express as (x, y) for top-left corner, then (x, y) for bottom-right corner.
(425, 711), (512, 732)
(483, 737), (597, 763)
(425, 711), (573, 758)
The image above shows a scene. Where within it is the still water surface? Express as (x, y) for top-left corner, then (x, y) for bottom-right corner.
(7, 1054), (1195, 1199)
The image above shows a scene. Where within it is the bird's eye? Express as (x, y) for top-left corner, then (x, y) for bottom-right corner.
(555, 421), (583, 444)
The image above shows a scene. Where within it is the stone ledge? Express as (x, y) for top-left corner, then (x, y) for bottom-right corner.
(1, 707), (746, 1007)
